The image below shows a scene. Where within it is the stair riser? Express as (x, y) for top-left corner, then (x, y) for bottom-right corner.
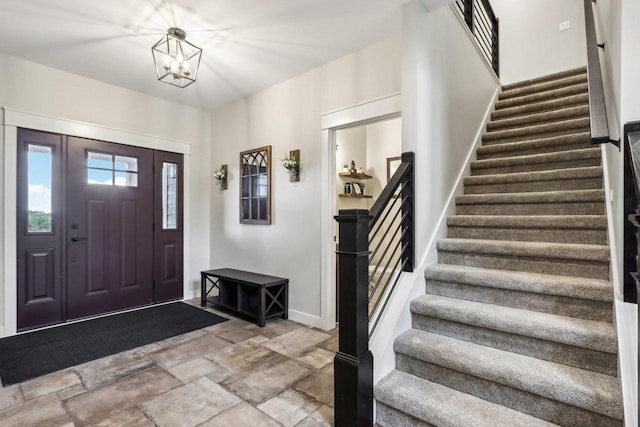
(425, 280), (612, 322)
(487, 107), (589, 132)
(477, 142), (592, 160)
(447, 226), (607, 245)
(438, 251), (609, 280)
(411, 315), (616, 376)
(500, 76), (587, 100)
(377, 404), (435, 427)
(396, 355), (622, 427)
(456, 202), (605, 216)
(495, 84), (587, 110)
(483, 126), (591, 145)
(464, 177), (603, 194)
(471, 158), (601, 175)
(492, 95), (589, 120)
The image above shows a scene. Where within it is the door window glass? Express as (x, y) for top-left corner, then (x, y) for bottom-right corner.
(87, 151), (138, 187)
(162, 162), (178, 229)
(27, 144), (53, 233)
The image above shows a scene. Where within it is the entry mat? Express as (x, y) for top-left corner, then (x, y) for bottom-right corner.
(0, 302), (227, 386)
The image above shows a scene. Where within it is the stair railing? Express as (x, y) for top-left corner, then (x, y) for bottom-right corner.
(455, 0), (500, 76)
(333, 151), (414, 426)
(583, 0), (619, 148)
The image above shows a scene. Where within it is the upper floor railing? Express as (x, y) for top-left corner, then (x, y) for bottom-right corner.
(455, 0), (499, 76)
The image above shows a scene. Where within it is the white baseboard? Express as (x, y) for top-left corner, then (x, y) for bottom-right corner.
(288, 309), (327, 330)
(184, 287), (199, 301)
(615, 299), (638, 427)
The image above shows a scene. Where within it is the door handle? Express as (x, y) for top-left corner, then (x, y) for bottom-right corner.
(70, 236), (87, 242)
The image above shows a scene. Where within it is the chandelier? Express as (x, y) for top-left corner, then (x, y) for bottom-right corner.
(152, 27), (202, 88)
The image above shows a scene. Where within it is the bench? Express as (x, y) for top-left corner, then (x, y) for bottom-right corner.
(200, 268), (288, 327)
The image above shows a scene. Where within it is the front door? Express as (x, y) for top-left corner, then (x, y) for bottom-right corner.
(17, 129), (183, 331)
(66, 137), (154, 319)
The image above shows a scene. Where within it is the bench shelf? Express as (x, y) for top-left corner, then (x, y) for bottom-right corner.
(200, 268), (288, 327)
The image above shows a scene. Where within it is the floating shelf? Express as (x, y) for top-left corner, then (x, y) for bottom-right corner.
(338, 172), (373, 179)
(339, 193), (373, 199)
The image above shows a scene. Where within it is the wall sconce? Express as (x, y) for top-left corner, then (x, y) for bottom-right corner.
(281, 149), (300, 182)
(214, 164), (228, 191)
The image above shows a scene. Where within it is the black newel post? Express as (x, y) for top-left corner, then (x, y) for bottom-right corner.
(334, 209), (373, 427)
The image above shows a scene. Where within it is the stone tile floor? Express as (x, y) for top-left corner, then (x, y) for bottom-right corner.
(0, 300), (337, 426)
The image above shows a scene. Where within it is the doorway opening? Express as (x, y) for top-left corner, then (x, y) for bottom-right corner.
(321, 94), (402, 329)
(17, 128), (184, 331)
(333, 117), (402, 321)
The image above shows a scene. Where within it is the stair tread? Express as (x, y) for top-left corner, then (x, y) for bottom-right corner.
(394, 329), (623, 420)
(447, 214), (606, 229)
(476, 132), (590, 156)
(424, 264), (613, 302)
(456, 189), (605, 204)
(487, 105), (590, 131)
(483, 117), (590, 141)
(411, 294), (617, 353)
(495, 84), (588, 110)
(464, 166), (602, 185)
(492, 94), (589, 120)
(501, 67), (586, 91)
(375, 370), (559, 427)
(437, 238), (609, 262)
(471, 148), (601, 170)
(500, 74), (588, 100)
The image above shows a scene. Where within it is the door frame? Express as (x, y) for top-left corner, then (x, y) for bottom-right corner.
(319, 93), (401, 330)
(3, 108), (191, 337)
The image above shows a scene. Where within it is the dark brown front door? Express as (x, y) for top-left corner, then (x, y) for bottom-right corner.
(17, 129), (184, 331)
(66, 137), (155, 319)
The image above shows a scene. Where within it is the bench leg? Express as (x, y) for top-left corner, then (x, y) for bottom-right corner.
(282, 283), (288, 320)
(259, 288), (266, 327)
(200, 274), (206, 307)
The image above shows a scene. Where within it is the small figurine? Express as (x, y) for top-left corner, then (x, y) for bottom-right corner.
(350, 160), (356, 172)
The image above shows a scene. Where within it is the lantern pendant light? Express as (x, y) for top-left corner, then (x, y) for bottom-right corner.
(152, 27), (202, 88)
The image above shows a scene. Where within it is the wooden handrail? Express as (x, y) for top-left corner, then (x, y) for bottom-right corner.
(583, 0), (619, 148)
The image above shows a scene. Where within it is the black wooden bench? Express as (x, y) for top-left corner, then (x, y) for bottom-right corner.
(200, 268), (288, 327)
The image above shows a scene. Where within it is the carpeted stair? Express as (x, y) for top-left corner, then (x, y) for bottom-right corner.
(375, 67), (623, 426)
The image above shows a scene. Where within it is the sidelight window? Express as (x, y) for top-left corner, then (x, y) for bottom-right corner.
(87, 152), (138, 187)
(162, 162), (178, 229)
(27, 144), (53, 233)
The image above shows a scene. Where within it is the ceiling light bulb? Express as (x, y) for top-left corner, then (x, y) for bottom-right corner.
(170, 60), (179, 74)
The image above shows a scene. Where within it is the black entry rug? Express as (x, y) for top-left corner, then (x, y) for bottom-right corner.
(0, 302), (227, 386)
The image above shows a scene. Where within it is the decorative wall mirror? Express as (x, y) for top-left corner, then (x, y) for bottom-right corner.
(240, 145), (271, 224)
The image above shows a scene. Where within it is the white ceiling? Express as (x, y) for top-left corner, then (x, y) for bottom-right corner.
(0, 0), (411, 111)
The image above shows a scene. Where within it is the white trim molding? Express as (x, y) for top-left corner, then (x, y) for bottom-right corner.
(2, 107), (192, 337)
(318, 93), (401, 331)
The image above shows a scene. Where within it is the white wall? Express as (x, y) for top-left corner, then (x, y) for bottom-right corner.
(371, 0), (499, 382)
(0, 52), (212, 335)
(402, 1), (499, 266)
(209, 35), (402, 327)
(491, 0), (587, 84)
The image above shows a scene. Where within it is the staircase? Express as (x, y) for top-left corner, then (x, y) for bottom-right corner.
(374, 67), (623, 426)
